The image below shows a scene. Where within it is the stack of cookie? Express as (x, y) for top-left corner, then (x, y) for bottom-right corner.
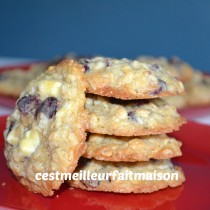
(4, 58), (186, 196)
(69, 57), (186, 193)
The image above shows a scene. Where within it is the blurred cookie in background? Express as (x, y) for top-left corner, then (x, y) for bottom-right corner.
(137, 56), (193, 83)
(0, 63), (47, 97)
(164, 70), (210, 108)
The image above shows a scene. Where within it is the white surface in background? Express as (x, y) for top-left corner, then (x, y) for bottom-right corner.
(0, 57), (210, 126)
(0, 105), (12, 116)
(193, 116), (210, 126)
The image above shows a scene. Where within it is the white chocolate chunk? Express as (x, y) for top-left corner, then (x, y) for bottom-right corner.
(7, 131), (19, 145)
(19, 130), (40, 156)
(7, 125), (24, 145)
(38, 80), (62, 97)
(94, 61), (106, 70)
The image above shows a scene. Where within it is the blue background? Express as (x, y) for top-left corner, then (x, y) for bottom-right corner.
(0, 0), (210, 72)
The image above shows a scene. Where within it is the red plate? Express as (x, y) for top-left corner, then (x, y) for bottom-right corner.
(0, 116), (210, 210)
(0, 62), (45, 72)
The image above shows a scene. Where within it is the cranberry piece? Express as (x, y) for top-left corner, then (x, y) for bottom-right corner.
(17, 95), (40, 114)
(84, 64), (90, 73)
(78, 59), (91, 73)
(36, 97), (58, 119)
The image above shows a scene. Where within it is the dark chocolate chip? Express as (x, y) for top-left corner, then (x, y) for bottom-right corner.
(17, 95), (40, 114)
(82, 179), (100, 188)
(36, 97), (58, 119)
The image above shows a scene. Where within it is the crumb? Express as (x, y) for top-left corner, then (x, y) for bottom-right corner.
(56, 195), (59, 198)
(69, 187), (74, 190)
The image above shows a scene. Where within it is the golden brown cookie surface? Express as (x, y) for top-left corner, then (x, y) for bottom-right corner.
(84, 134), (182, 162)
(79, 57), (185, 99)
(86, 95), (185, 136)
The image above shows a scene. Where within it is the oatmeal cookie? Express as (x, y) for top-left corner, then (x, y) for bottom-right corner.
(69, 158), (185, 193)
(163, 95), (188, 109)
(86, 95), (185, 136)
(186, 71), (210, 107)
(4, 60), (87, 196)
(84, 134), (182, 162)
(0, 63), (47, 97)
(79, 57), (184, 99)
(164, 71), (210, 109)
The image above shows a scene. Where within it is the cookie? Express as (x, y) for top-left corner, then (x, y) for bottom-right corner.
(4, 60), (87, 196)
(78, 57), (185, 99)
(69, 158), (185, 193)
(164, 71), (210, 109)
(137, 56), (193, 82)
(185, 71), (210, 107)
(86, 95), (185, 136)
(163, 95), (188, 109)
(84, 134), (182, 162)
(0, 63), (47, 97)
